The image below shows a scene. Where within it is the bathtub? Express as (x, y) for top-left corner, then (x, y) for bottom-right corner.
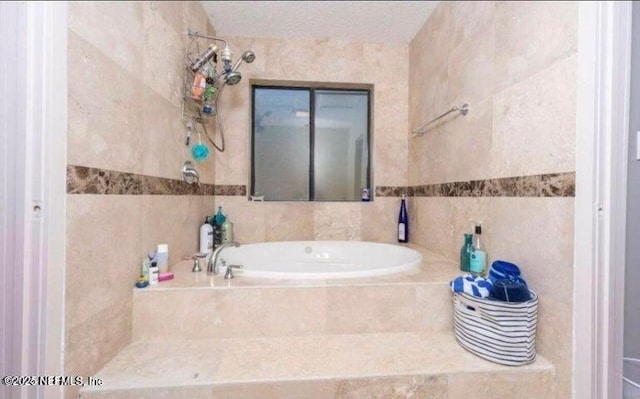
(217, 241), (422, 279)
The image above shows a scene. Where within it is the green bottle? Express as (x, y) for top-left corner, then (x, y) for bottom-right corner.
(459, 233), (473, 272)
(469, 225), (487, 275)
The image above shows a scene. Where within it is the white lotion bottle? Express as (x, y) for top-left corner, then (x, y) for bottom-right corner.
(199, 216), (213, 253)
(149, 262), (159, 285)
(157, 244), (169, 273)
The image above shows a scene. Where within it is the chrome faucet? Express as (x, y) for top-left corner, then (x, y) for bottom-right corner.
(207, 241), (240, 275)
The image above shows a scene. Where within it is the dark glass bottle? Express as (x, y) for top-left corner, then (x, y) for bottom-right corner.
(460, 233), (473, 272)
(398, 194), (409, 243)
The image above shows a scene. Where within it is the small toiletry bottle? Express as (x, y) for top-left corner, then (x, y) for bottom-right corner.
(221, 218), (234, 243)
(469, 225), (487, 275)
(398, 194), (409, 243)
(149, 262), (159, 286)
(191, 72), (206, 101)
(361, 188), (370, 202)
(200, 216), (213, 253)
(156, 244), (169, 273)
(213, 207), (226, 248)
(141, 258), (150, 282)
(460, 233), (473, 272)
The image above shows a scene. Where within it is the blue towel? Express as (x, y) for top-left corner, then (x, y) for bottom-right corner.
(488, 260), (521, 284)
(450, 274), (493, 298)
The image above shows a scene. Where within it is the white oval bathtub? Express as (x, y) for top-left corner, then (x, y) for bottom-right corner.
(217, 241), (422, 279)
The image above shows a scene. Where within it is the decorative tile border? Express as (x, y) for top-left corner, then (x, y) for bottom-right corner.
(215, 185), (247, 196)
(66, 165), (246, 196)
(375, 172), (575, 198)
(67, 166), (573, 198)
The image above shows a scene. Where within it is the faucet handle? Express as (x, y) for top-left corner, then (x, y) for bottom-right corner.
(224, 264), (243, 279)
(191, 257), (201, 272)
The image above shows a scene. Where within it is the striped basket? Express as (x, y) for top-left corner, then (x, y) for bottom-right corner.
(452, 290), (538, 366)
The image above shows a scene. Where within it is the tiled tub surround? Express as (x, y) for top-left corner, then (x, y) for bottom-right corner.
(407, 2), (578, 398)
(81, 247), (556, 399)
(65, 2), (217, 397)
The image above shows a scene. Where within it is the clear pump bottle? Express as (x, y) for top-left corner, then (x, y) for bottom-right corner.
(469, 225), (487, 275)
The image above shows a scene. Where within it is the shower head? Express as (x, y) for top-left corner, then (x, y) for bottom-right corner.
(242, 50), (256, 63)
(224, 71), (242, 86)
(230, 50), (256, 73)
(222, 50), (255, 86)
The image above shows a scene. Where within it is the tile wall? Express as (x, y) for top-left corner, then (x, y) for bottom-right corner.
(209, 36), (410, 243)
(65, 2), (214, 398)
(64, 2), (578, 398)
(408, 2), (577, 398)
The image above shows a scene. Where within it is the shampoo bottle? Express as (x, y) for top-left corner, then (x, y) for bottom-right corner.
(149, 262), (159, 286)
(459, 233), (473, 272)
(156, 244), (169, 274)
(199, 216), (213, 253)
(469, 225), (487, 275)
(221, 218), (234, 243)
(398, 194), (409, 243)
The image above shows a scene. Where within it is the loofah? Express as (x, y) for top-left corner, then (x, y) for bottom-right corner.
(192, 142), (209, 162)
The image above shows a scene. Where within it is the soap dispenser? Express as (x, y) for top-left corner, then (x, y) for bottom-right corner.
(199, 216), (213, 254)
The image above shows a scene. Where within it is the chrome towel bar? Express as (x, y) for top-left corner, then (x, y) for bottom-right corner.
(412, 103), (470, 136)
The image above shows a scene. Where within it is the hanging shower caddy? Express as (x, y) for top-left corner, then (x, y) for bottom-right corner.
(182, 29), (256, 153)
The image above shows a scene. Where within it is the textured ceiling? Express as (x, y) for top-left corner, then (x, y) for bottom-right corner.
(200, 1), (439, 44)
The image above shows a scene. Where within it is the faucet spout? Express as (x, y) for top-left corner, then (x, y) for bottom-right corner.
(207, 241), (240, 275)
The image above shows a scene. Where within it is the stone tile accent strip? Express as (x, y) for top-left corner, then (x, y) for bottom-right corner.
(67, 165), (247, 196)
(376, 172), (575, 198)
(215, 185), (247, 196)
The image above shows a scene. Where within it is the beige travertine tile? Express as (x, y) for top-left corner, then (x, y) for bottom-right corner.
(68, 2), (143, 76)
(212, 35), (409, 238)
(361, 197), (401, 243)
(132, 289), (220, 341)
(142, 1), (185, 107)
(82, 386), (214, 399)
(146, 1), (183, 37)
(450, 1), (495, 48)
(409, 198), (456, 257)
(141, 195), (214, 266)
(494, 1), (578, 91)
(263, 202), (315, 242)
(447, 370), (556, 399)
(65, 195), (142, 330)
(411, 2), (454, 75)
(415, 285), (454, 332)
(211, 287), (329, 338)
(135, 286), (328, 339)
(211, 380), (336, 399)
(446, 20), (495, 107)
(214, 196), (266, 243)
(82, 331), (555, 397)
(410, 98), (493, 186)
(335, 375), (448, 399)
(491, 54), (577, 178)
(487, 197), (573, 399)
(326, 285), (416, 334)
(142, 92), (205, 181)
(67, 31), (144, 173)
(183, 1), (211, 41)
(411, 196), (572, 397)
(314, 202), (362, 240)
(64, 298), (132, 399)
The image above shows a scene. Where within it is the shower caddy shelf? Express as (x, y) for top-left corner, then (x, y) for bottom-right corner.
(181, 30), (228, 152)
